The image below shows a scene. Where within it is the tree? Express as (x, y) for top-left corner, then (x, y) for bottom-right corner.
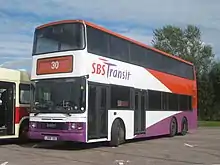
(209, 61), (220, 101)
(151, 25), (215, 77)
(151, 24), (216, 120)
(197, 73), (215, 120)
(208, 61), (220, 120)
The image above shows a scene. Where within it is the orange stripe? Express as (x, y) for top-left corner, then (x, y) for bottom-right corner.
(148, 68), (198, 110)
(147, 68), (195, 95)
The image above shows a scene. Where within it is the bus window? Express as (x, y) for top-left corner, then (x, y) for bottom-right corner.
(110, 86), (130, 109)
(33, 23), (85, 55)
(19, 84), (31, 104)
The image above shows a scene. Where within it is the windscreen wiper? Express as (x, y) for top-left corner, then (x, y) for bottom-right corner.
(34, 112), (39, 116)
(54, 106), (71, 116)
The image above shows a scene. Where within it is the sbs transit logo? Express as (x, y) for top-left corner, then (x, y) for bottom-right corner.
(91, 58), (131, 80)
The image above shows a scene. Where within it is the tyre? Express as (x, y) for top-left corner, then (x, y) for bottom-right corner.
(169, 117), (177, 137)
(18, 121), (29, 144)
(180, 117), (188, 136)
(109, 119), (125, 147)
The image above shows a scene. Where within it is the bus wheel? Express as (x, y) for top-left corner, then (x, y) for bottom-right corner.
(18, 122), (29, 144)
(169, 117), (177, 137)
(180, 117), (188, 136)
(109, 119), (125, 147)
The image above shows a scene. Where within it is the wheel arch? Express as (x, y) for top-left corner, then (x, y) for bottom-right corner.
(18, 116), (29, 135)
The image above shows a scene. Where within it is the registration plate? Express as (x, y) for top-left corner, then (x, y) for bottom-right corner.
(44, 136), (58, 141)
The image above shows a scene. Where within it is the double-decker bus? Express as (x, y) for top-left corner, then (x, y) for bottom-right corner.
(0, 67), (31, 142)
(29, 19), (197, 147)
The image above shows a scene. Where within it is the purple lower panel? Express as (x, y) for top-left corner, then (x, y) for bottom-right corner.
(28, 123), (87, 142)
(135, 110), (197, 138)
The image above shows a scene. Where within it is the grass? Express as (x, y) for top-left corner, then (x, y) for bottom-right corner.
(198, 120), (220, 127)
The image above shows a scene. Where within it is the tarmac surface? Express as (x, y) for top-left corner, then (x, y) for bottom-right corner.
(0, 127), (220, 165)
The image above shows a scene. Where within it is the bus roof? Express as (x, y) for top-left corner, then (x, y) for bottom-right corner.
(36, 19), (194, 66)
(0, 67), (30, 82)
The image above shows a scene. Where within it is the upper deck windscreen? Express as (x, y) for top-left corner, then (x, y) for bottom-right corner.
(32, 22), (85, 55)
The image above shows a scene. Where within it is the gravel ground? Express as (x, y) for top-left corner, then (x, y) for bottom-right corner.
(0, 127), (220, 165)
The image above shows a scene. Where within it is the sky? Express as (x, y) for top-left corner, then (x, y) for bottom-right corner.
(0, 0), (220, 72)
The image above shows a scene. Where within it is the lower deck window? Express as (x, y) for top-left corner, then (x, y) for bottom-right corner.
(147, 90), (193, 111)
(148, 90), (162, 110)
(111, 85), (130, 109)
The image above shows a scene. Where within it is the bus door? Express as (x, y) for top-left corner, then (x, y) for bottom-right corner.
(134, 89), (146, 135)
(88, 83), (109, 140)
(0, 81), (15, 136)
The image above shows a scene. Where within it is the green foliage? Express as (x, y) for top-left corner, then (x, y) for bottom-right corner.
(209, 61), (220, 101)
(197, 73), (215, 120)
(152, 24), (220, 121)
(198, 121), (220, 127)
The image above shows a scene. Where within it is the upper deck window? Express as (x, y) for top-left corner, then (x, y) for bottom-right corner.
(33, 22), (85, 55)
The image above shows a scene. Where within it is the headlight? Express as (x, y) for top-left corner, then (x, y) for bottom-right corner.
(67, 122), (83, 130)
(30, 122), (37, 128)
(71, 123), (76, 129)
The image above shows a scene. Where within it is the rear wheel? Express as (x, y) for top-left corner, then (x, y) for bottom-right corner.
(169, 117), (177, 137)
(109, 119), (125, 147)
(180, 117), (188, 135)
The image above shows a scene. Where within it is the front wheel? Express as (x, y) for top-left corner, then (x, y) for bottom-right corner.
(109, 119), (125, 147)
(18, 122), (29, 144)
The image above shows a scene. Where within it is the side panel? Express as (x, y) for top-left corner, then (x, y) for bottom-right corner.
(30, 52), (197, 141)
(87, 54), (172, 92)
(107, 110), (197, 140)
(146, 69), (197, 131)
(108, 110), (134, 140)
(31, 52), (196, 97)
(143, 110), (197, 138)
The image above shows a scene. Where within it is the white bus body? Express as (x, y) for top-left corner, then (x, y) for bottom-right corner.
(29, 20), (197, 146)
